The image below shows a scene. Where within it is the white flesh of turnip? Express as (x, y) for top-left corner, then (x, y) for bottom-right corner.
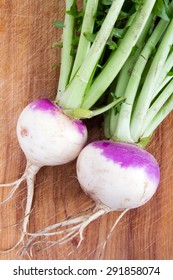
(21, 140), (160, 257)
(0, 99), (87, 252)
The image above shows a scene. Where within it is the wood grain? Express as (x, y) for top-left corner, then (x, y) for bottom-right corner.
(0, 0), (173, 260)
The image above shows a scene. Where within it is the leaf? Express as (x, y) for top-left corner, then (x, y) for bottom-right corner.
(132, 0), (143, 4)
(153, 0), (170, 21)
(118, 11), (131, 20)
(66, 2), (78, 17)
(52, 21), (64, 28)
(167, 71), (173, 76)
(112, 27), (126, 39)
(66, 2), (83, 18)
(164, 0), (173, 18)
(107, 40), (117, 50)
(170, 45), (173, 52)
(83, 32), (96, 43)
(101, 0), (113, 5)
(72, 36), (80, 47)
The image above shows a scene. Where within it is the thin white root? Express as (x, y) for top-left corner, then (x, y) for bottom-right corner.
(21, 205), (94, 250)
(0, 162), (40, 253)
(19, 206), (108, 258)
(78, 208), (106, 248)
(0, 175), (27, 205)
(32, 228), (81, 257)
(25, 215), (89, 237)
(19, 215), (90, 258)
(0, 178), (24, 187)
(100, 208), (129, 257)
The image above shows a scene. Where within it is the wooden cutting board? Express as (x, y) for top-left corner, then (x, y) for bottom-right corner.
(0, 0), (173, 260)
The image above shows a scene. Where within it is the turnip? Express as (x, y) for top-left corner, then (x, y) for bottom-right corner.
(75, 0), (173, 249)
(0, 0), (127, 252)
(76, 0), (173, 250)
(77, 141), (160, 211)
(0, 98), (87, 251)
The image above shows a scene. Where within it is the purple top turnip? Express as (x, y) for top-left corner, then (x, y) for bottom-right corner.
(17, 99), (87, 167)
(77, 141), (160, 210)
(0, 98), (87, 252)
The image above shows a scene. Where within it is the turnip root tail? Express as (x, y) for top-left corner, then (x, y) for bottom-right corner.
(0, 161), (40, 253)
(20, 206), (129, 258)
(100, 208), (129, 257)
(0, 167), (28, 205)
(19, 205), (109, 258)
(0, 176), (26, 205)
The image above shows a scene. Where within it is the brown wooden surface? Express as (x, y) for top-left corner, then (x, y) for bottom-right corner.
(0, 1), (173, 260)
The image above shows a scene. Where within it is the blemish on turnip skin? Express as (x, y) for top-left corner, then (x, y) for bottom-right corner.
(141, 182), (148, 201)
(21, 127), (28, 137)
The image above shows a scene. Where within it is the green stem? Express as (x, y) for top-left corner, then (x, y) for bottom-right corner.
(56, 0), (75, 101)
(82, 0), (157, 109)
(153, 76), (173, 99)
(141, 79), (173, 134)
(114, 14), (153, 98)
(58, 0), (126, 109)
(110, 13), (154, 142)
(103, 94), (118, 139)
(70, 0), (99, 80)
(109, 110), (119, 139)
(104, 110), (111, 139)
(114, 18), (169, 142)
(152, 50), (173, 99)
(112, 13), (137, 99)
(142, 94), (173, 138)
(92, 97), (125, 117)
(63, 97), (124, 119)
(131, 18), (173, 142)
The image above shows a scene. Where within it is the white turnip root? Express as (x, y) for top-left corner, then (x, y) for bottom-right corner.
(77, 141), (160, 210)
(0, 98), (87, 251)
(17, 99), (87, 166)
(21, 140), (160, 257)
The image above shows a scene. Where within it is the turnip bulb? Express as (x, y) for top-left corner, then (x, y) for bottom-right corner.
(0, 98), (87, 251)
(77, 140), (160, 210)
(17, 99), (87, 166)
